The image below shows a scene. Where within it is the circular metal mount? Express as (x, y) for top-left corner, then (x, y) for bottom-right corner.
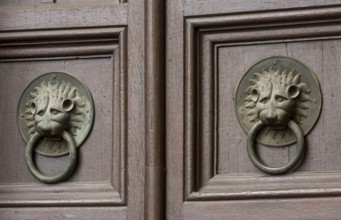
(17, 72), (94, 156)
(235, 56), (322, 147)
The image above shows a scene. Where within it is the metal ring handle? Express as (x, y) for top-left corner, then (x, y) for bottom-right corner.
(247, 120), (305, 175)
(25, 131), (77, 183)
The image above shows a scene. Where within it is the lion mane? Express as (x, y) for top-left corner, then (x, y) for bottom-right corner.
(244, 67), (311, 124)
(25, 79), (86, 137)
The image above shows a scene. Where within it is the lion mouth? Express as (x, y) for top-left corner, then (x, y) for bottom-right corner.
(267, 124), (287, 130)
(45, 136), (63, 141)
(260, 117), (290, 128)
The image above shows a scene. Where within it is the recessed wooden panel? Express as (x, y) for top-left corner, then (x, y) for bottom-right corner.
(217, 40), (341, 175)
(0, 56), (124, 204)
(183, 6), (341, 201)
(0, 27), (127, 207)
(167, 1), (341, 220)
(0, 58), (114, 183)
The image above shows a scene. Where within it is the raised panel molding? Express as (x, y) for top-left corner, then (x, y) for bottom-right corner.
(184, 0), (341, 17)
(185, 5), (341, 201)
(0, 27), (124, 60)
(0, 27), (127, 207)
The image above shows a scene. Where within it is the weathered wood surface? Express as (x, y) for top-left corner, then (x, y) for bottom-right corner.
(144, 0), (165, 220)
(126, 0), (145, 219)
(217, 40), (341, 175)
(0, 2), (127, 31)
(184, 0), (341, 16)
(0, 0), (120, 6)
(0, 0), (160, 219)
(184, 197), (341, 220)
(166, 0), (185, 219)
(167, 0), (341, 220)
(0, 207), (126, 220)
(0, 58), (114, 183)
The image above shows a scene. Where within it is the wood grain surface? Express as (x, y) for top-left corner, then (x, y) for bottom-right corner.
(0, 2), (127, 31)
(0, 58), (115, 183)
(3, 0), (341, 219)
(166, 0), (185, 219)
(144, 0), (165, 220)
(126, 0), (145, 219)
(184, 0), (341, 16)
(167, 1), (341, 220)
(0, 207), (126, 220)
(0, 0), (153, 219)
(184, 197), (341, 220)
(217, 40), (341, 175)
(0, 0), (121, 6)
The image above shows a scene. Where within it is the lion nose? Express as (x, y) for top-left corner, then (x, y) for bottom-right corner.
(265, 105), (277, 124)
(266, 115), (277, 124)
(36, 121), (52, 136)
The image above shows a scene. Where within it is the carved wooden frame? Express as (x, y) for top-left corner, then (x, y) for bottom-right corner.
(185, 5), (341, 201)
(0, 26), (127, 207)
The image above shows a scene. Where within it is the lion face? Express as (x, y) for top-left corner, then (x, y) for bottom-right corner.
(244, 67), (310, 129)
(31, 97), (74, 138)
(25, 80), (86, 140)
(251, 82), (300, 128)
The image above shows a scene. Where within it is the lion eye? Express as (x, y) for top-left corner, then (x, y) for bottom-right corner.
(275, 96), (287, 103)
(50, 109), (61, 115)
(37, 110), (45, 116)
(259, 97), (269, 104)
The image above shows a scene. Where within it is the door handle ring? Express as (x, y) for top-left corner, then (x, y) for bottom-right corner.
(25, 131), (77, 183)
(247, 120), (305, 175)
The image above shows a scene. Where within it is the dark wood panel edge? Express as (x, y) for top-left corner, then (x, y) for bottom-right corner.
(118, 27), (128, 204)
(144, 0), (165, 220)
(184, 19), (196, 199)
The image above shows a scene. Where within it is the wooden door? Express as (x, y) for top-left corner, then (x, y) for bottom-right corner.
(166, 1), (341, 219)
(0, 1), (164, 220)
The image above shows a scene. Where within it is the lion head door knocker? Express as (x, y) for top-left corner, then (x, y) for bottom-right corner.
(17, 72), (94, 183)
(235, 56), (321, 175)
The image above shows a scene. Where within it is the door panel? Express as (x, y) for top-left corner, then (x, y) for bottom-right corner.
(0, 56), (124, 202)
(0, 25), (127, 220)
(217, 40), (341, 175)
(0, 1), (153, 219)
(1, 58), (115, 183)
(166, 1), (341, 219)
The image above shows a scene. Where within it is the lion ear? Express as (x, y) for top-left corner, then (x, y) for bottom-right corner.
(251, 88), (259, 102)
(62, 99), (74, 112)
(287, 85), (300, 99)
